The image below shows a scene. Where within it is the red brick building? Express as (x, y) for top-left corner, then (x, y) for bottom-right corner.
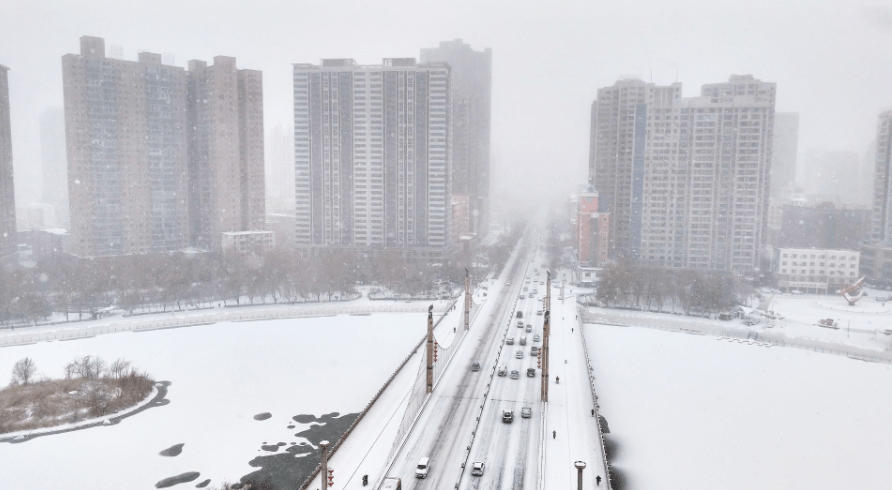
(576, 183), (609, 267)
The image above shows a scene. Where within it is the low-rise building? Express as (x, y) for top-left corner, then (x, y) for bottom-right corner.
(771, 247), (860, 293)
(221, 230), (274, 255)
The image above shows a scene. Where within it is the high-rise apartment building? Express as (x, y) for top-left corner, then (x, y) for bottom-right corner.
(872, 110), (892, 243)
(292, 58), (451, 256)
(421, 40), (491, 236)
(63, 37), (190, 257)
(771, 112), (798, 198)
(589, 75), (775, 272)
(39, 107), (69, 226)
(187, 56), (265, 251)
(0, 64), (17, 264)
(63, 37), (265, 257)
(266, 124), (294, 213)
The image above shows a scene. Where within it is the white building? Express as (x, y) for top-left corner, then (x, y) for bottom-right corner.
(589, 75), (775, 272)
(771, 247), (860, 293)
(221, 231), (275, 255)
(292, 58), (451, 258)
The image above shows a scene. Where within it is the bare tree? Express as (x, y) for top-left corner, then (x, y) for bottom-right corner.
(109, 358), (132, 380)
(11, 357), (37, 385)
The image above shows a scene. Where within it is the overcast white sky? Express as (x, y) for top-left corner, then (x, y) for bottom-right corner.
(2, 0), (892, 208)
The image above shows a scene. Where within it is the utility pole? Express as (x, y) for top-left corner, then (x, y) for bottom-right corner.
(574, 461), (587, 490)
(320, 440), (330, 489)
(426, 305), (434, 393)
(464, 268), (471, 330)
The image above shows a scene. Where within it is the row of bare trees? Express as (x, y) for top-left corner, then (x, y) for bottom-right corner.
(0, 234), (525, 326)
(595, 263), (752, 315)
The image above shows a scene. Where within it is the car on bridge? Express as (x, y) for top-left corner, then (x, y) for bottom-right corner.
(516, 311), (523, 318)
(537, 310), (543, 316)
(533, 334), (540, 342)
(471, 461), (485, 476)
(526, 325), (532, 332)
(471, 362), (481, 372)
(381, 477), (402, 490)
(519, 294), (525, 299)
(515, 350), (524, 359)
(520, 336), (527, 345)
(531, 346), (539, 356)
(415, 457), (430, 479)
(498, 366), (507, 377)
(517, 320), (524, 327)
(502, 410), (514, 423)
(521, 406), (532, 418)
(527, 368), (536, 378)
(510, 370), (520, 379)
(506, 337), (514, 345)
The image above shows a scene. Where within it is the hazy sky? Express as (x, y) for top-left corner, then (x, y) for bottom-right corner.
(3, 0), (892, 209)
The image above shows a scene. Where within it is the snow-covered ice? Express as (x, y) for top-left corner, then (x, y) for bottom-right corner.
(0, 313), (431, 489)
(584, 323), (892, 489)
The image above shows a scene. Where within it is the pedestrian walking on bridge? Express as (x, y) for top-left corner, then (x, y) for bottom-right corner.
(552, 430), (556, 439)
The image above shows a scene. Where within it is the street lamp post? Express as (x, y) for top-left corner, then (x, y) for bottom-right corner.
(320, 440), (330, 489)
(574, 461), (587, 490)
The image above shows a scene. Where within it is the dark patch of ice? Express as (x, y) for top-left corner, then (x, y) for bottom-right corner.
(155, 471), (200, 488)
(253, 412), (272, 421)
(291, 414), (315, 424)
(160, 443), (185, 457)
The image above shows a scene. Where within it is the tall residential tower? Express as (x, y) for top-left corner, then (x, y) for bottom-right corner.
(589, 75), (775, 272)
(0, 64), (16, 264)
(420, 40), (491, 237)
(872, 110), (892, 243)
(292, 58), (452, 256)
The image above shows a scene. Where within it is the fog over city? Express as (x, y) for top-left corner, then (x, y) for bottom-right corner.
(4, 1), (892, 490)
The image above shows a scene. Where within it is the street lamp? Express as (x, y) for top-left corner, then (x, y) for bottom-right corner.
(574, 461), (586, 490)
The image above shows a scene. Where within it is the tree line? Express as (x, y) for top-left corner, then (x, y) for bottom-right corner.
(593, 263), (753, 315)
(0, 228), (524, 327)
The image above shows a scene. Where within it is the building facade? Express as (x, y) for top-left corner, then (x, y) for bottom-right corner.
(39, 107), (69, 226)
(420, 40), (491, 236)
(0, 64), (16, 265)
(776, 203), (869, 250)
(770, 112), (799, 198)
(589, 75), (775, 272)
(63, 36), (190, 257)
(859, 243), (892, 286)
(221, 230), (274, 255)
(771, 247), (860, 293)
(293, 58), (452, 256)
(187, 56), (265, 251)
(872, 110), (892, 243)
(63, 37), (265, 257)
(575, 183), (610, 267)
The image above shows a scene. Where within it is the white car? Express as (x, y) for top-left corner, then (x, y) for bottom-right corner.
(510, 370), (520, 379)
(416, 456), (430, 479)
(506, 337), (515, 345)
(515, 350), (523, 359)
(471, 461), (485, 476)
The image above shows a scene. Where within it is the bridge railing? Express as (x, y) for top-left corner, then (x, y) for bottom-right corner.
(577, 307), (613, 490)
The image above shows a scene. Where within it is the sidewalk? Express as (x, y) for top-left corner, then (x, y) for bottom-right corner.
(545, 283), (608, 489)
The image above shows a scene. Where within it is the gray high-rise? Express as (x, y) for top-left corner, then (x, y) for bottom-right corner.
(589, 75), (775, 272)
(421, 40), (491, 236)
(293, 58), (452, 256)
(872, 109), (892, 242)
(771, 112), (799, 197)
(63, 36), (265, 257)
(0, 64), (16, 264)
(39, 107), (68, 226)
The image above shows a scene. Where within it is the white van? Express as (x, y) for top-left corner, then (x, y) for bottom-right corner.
(416, 456), (430, 479)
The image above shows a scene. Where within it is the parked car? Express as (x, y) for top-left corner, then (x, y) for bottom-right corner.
(471, 362), (480, 372)
(471, 461), (485, 477)
(510, 370), (520, 379)
(506, 337), (514, 345)
(791, 289), (803, 294)
(515, 350), (523, 359)
(521, 407), (532, 418)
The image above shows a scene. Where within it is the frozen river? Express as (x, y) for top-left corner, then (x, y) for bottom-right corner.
(584, 323), (892, 489)
(0, 313), (429, 489)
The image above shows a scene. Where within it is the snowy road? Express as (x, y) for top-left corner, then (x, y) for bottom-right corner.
(383, 235), (539, 490)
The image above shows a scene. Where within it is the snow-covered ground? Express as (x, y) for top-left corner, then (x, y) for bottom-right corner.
(584, 323), (892, 489)
(0, 312), (436, 489)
